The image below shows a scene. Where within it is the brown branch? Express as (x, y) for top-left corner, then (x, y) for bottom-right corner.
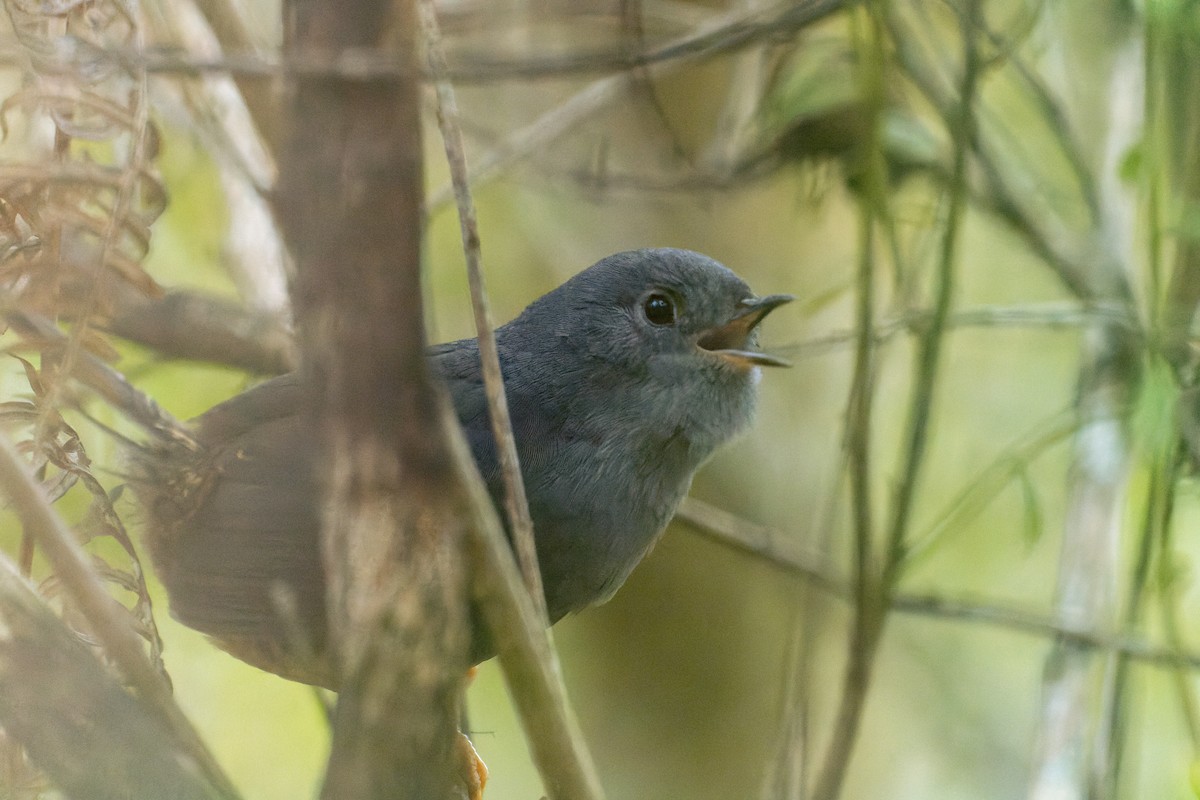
(677, 497), (842, 593)
(451, 406), (606, 800)
(0, 432), (236, 797)
(419, 6), (605, 797)
(277, 1), (470, 798)
(107, 288), (297, 374)
(418, 0), (543, 618)
(0, 554), (227, 800)
(4, 310), (192, 443)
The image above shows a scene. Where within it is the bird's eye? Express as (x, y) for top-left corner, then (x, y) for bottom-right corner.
(642, 293), (677, 326)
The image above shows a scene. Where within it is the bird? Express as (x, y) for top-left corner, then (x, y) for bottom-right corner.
(133, 248), (791, 688)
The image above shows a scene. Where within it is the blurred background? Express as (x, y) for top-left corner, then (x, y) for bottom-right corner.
(1, 0), (1197, 798)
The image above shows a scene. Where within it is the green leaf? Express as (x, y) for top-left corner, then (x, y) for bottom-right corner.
(1118, 141), (1144, 185)
(1017, 466), (1044, 549)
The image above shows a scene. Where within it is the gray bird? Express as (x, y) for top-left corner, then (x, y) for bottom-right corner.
(136, 248), (791, 686)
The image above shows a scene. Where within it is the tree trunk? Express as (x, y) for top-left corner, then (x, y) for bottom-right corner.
(276, 2), (471, 798)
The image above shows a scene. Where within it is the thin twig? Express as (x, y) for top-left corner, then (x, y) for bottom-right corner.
(4, 310), (192, 443)
(967, 0), (1102, 224)
(1153, 449), (1200, 742)
(779, 302), (1139, 360)
(807, 4), (886, 798)
(678, 497), (1200, 672)
(418, 0), (544, 619)
(812, 3), (982, 797)
(0, 432), (238, 797)
(448, 403), (606, 800)
(0, 0), (847, 84)
(426, 0), (845, 210)
(883, 0), (977, 579)
(419, 5), (604, 798)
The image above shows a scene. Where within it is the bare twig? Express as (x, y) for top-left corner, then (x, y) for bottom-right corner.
(452, 403), (606, 800)
(418, 0), (543, 618)
(679, 497), (1200, 672)
(885, 0), (975, 577)
(0, 0), (848, 84)
(779, 302), (1139, 360)
(4, 310), (192, 443)
(107, 289), (297, 374)
(806, 5), (885, 799)
(419, 5), (605, 797)
(678, 498), (841, 593)
(426, 0), (846, 210)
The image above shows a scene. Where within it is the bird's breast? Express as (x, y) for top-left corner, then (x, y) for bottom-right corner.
(521, 424), (698, 621)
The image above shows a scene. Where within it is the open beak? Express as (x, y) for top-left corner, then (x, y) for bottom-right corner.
(697, 294), (794, 368)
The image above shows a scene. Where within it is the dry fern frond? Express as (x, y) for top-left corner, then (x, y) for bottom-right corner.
(0, 356), (166, 685)
(1, 0), (166, 324)
(0, 0), (173, 787)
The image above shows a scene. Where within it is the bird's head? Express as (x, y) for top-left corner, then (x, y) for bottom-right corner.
(509, 248), (792, 450)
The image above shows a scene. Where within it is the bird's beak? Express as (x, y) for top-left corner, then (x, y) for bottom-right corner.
(697, 294), (794, 368)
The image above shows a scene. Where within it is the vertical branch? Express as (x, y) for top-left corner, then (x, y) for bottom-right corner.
(1102, 361), (1178, 797)
(1099, 9), (1200, 796)
(881, 0), (978, 580)
(808, 4), (884, 798)
(1026, 29), (1141, 800)
(1100, 441), (1159, 797)
(1150, 0), (1200, 760)
(455, 406), (607, 800)
(1153, 450), (1200, 743)
(418, 9), (606, 798)
(417, 0), (543, 616)
(276, 1), (469, 798)
(1026, 328), (1134, 800)
(1155, 14), (1200, 370)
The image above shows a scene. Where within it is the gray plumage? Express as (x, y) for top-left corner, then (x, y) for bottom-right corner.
(136, 248), (790, 685)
